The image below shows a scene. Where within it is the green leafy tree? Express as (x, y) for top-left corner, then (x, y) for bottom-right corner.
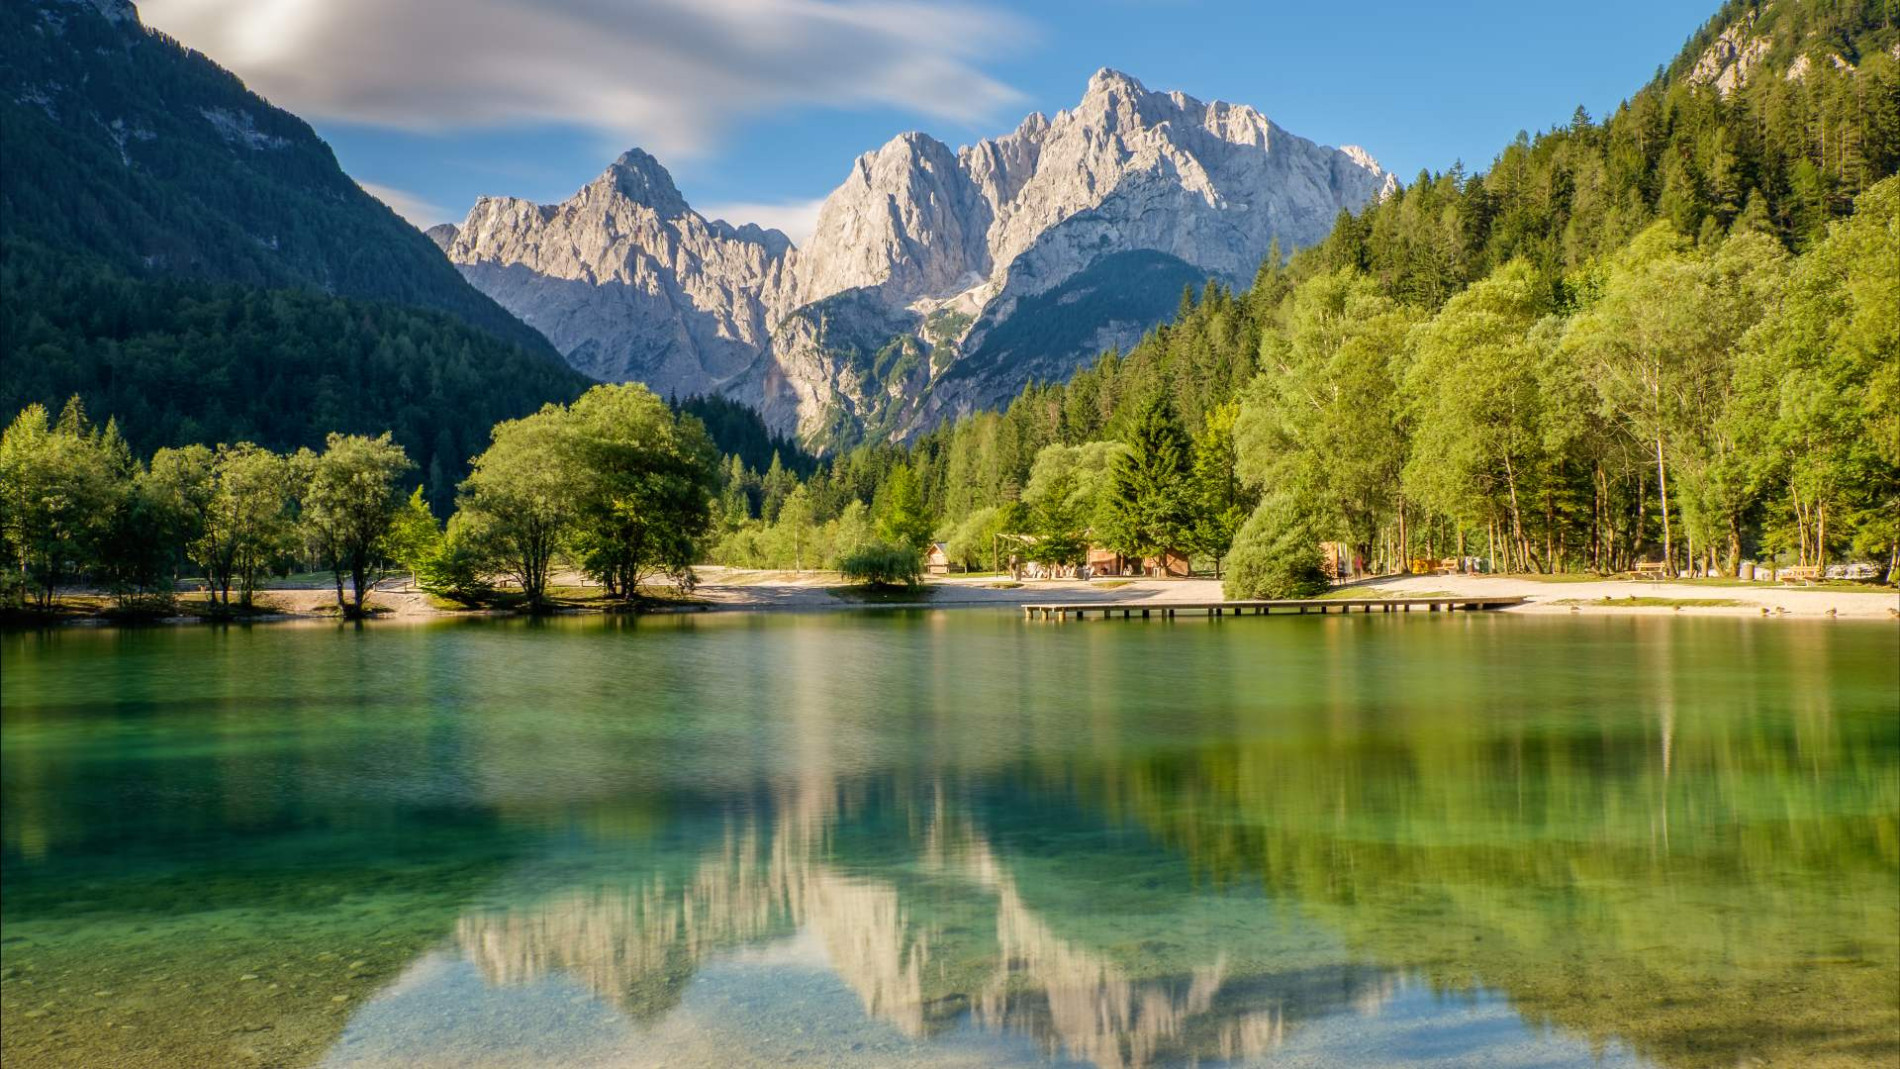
(385, 487), (443, 591)
(837, 542), (922, 587)
(1237, 270), (1418, 570)
(1731, 177), (1900, 575)
(777, 484), (819, 571)
(1026, 466), (1090, 572)
(874, 463), (932, 552)
(1402, 261), (1554, 572)
(565, 384), (719, 596)
(0, 399), (122, 609)
(216, 444), (298, 606)
(455, 408), (577, 608)
(145, 443), (217, 589)
(300, 432), (413, 615)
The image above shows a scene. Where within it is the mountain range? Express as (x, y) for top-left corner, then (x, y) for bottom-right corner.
(431, 70), (1394, 450)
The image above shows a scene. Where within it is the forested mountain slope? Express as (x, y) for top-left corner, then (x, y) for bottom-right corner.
(1, 0), (588, 505)
(707, 0), (1898, 583)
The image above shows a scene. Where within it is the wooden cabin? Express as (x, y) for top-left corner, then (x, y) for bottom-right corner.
(1085, 546), (1189, 578)
(1144, 550), (1191, 578)
(924, 542), (953, 575)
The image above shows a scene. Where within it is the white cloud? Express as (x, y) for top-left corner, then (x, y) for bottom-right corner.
(699, 197), (826, 244)
(357, 180), (452, 227)
(139, 0), (1029, 160)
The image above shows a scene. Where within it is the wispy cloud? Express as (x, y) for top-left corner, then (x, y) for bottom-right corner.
(356, 180), (452, 228)
(699, 197), (827, 244)
(139, 0), (1029, 160)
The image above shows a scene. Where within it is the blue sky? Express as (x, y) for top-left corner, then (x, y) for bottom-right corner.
(141, 0), (1717, 237)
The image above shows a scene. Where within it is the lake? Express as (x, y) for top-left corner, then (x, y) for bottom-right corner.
(2, 611), (1896, 1068)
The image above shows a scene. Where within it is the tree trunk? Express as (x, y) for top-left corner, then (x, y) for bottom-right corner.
(1654, 434), (1672, 570)
(1726, 514), (1742, 577)
(1816, 502), (1827, 571)
(1503, 453), (1530, 574)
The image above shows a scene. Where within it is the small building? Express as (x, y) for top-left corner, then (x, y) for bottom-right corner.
(924, 542), (952, 575)
(1143, 550), (1191, 578)
(1085, 546), (1190, 578)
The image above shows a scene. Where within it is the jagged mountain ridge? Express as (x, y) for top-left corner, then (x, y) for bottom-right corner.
(438, 69), (1393, 450)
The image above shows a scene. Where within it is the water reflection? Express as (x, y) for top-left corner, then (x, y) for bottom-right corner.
(3, 614), (1895, 1068)
(443, 785), (1414, 1069)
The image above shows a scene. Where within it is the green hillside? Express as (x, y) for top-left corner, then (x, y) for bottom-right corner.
(0, 0), (588, 503)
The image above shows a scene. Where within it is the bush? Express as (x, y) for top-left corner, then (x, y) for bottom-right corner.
(1223, 497), (1330, 599)
(416, 535), (495, 606)
(837, 541), (923, 587)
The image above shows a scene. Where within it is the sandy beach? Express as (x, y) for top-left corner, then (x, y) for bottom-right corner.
(682, 568), (1900, 619)
(29, 567), (1897, 623)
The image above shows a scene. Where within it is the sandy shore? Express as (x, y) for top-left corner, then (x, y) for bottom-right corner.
(1357, 572), (1898, 619)
(691, 568), (1896, 619)
(27, 568), (1895, 624)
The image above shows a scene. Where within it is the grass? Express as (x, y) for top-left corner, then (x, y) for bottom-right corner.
(1552, 596), (1745, 608)
(984, 581), (1023, 590)
(1318, 587), (1452, 600)
(1091, 580), (1134, 590)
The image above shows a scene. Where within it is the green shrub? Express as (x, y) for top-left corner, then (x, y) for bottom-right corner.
(416, 535), (495, 606)
(837, 542), (923, 587)
(1223, 497), (1330, 599)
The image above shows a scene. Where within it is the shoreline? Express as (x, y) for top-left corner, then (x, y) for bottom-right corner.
(7, 569), (1895, 628)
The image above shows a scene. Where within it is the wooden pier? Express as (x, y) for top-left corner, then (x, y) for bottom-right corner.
(1023, 596), (1525, 620)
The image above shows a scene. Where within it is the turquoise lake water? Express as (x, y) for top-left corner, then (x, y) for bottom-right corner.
(3, 611), (1896, 1067)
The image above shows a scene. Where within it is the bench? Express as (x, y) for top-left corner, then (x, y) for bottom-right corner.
(1631, 562), (1669, 579)
(1777, 565), (1821, 585)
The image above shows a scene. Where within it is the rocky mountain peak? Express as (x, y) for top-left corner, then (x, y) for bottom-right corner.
(595, 147), (689, 216)
(439, 69), (1391, 449)
(1082, 67), (1146, 99)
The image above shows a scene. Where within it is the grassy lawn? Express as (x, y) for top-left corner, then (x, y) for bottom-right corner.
(1552, 596), (1746, 608)
(3, 591), (301, 623)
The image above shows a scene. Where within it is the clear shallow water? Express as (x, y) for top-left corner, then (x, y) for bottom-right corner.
(2, 611), (1895, 1068)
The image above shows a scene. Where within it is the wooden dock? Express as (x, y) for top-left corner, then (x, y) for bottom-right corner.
(1023, 596), (1525, 620)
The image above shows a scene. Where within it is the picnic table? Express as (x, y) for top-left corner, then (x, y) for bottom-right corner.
(1630, 562), (1669, 579)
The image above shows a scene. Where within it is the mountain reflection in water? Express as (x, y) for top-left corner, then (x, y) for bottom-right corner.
(446, 782), (1405, 1069)
(3, 613), (1894, 1069)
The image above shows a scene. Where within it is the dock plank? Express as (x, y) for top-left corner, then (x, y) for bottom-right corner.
(1023, 596), (1524, 620)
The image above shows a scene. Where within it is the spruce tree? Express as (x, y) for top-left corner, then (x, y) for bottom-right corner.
(1106, 395), (1193, 569)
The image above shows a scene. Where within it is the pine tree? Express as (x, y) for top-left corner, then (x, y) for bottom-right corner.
(1106, 395), (1193, 568)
